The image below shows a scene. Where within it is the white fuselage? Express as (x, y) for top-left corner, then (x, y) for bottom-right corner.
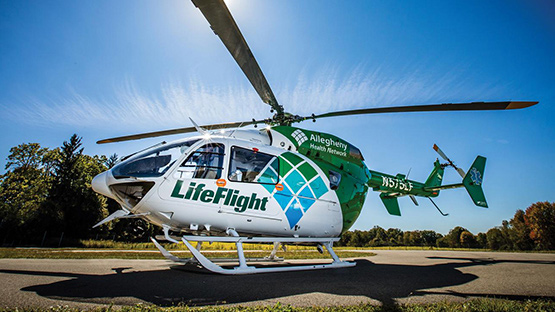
(92, 129), (343, 237)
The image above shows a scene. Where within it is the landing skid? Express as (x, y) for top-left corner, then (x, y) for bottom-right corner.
(151, 230), (355, 275)
(150, 238), (284, 264)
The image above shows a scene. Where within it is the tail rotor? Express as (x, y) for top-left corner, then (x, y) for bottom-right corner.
(432, 144), (488, 208)
(433, 144), (466, 178)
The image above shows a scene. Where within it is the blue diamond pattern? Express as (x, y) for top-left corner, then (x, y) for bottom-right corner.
(285, 200), (303, 228)
(298, 197), (315, 213)
(298, 186), (315, 213)
(262, 155), (331, 229)
(310, 176), (327, 198)
(261, 181), (275, 194)
(285, 170), (305, 193)
(273, 184), (293, 211)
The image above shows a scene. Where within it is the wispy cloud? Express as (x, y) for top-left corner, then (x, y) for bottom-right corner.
(1, 66), (506, 131)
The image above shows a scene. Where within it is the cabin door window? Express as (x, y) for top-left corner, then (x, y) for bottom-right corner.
(228, 146), (279, 184)
(176, 143), (225, 179)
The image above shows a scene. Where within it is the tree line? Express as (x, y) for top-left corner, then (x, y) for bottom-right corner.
(338, 201), (555, 251)
(0, 135), (156, 246)
(0, 135), (554, 250)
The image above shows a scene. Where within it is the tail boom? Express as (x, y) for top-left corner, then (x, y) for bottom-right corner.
(369, 155), (487, 216)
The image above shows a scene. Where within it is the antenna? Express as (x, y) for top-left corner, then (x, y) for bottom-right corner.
(409, 195), (419, 206)
(189, 117), (208, 135)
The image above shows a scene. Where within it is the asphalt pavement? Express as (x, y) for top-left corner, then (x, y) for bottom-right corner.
(0, 250), (554, 308)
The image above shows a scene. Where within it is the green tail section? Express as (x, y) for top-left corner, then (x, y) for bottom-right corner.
(463, 156), (488, 208)
(380, 193), (401, 216)
(424, 159), (445, 194)
(373, 155), (487, 216)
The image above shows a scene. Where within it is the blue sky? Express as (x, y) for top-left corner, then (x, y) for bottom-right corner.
(1, 0), (554, 234)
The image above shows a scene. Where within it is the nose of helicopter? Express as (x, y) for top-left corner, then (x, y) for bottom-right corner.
(92, 170), (114, 199)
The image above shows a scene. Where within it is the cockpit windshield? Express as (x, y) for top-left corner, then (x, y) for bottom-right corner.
(112, 139), (200, 178)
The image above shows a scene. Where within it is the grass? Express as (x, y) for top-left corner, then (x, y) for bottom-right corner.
(79, 240), (314, 251)
(0, 248), (375, 260)
(335, 246), (555, 253)
(335, 246), (487, 251)
(0, 299), (554, 311)
(76, 240), (554, 253)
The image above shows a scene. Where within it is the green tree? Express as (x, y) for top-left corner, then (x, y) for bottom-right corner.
(338, 230), (353, 246)
(403, 231), (423, 246)
(421, 230), (440, 247)
(436, 236), (448, 248)
(509, 209), (534, 250)
(460, 230), (477, 248)
(42, 134), (107, 241)
(476, 232), (487, 248)
(104, 153), (119, 169)
(0, 143), (55, 243)
(386, 228), (403, 246)
(525, 202), (555, 250)
(486, 228), (509, 250)
(5, 143), (48, 171)
(350, 230), (363, 247)
(369, 226), (387, 246)
(443, 226), (467, 248)
(499, 220), (514, 249)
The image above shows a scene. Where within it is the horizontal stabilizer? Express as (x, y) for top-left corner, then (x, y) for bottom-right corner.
(380, 193), (401, 216)
(424, 183), (464, 192)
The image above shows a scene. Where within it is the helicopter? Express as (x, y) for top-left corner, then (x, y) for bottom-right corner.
(91, 0), (538, 274)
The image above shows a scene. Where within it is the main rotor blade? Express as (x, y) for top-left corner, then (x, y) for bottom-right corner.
(192, 0), (283, 116)
(97, 119), (264, 144)
(309, 101), (538, 120)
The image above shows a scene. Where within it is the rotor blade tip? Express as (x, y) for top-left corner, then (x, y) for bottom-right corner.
(506, 101), (539, 110)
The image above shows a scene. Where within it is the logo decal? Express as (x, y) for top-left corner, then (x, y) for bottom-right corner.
(259, 152), (329, 229)
(307, 133), (348, 157)
(470, 167), (482, 185)
(291, 129), (308, 146)
(171, 181), (269, 213)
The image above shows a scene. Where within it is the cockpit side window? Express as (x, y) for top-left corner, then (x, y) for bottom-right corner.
(176, 143), (225, 180)
(228, 146), (279, 184)
(349, 144), (364, 161)
(112, 139), (199, 179)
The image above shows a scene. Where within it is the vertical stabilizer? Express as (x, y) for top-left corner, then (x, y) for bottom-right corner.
(424, 159), (445, 191)
(463, 156), (488, 208)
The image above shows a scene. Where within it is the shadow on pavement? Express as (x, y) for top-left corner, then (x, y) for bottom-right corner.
(1, 257), (553, 306)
